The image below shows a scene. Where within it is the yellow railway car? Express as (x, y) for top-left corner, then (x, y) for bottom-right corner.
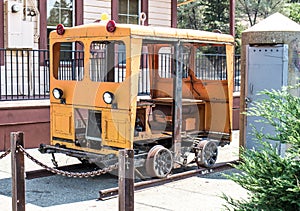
(39, 19), (235, 178)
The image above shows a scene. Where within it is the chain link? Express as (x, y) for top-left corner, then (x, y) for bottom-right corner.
(0, 149), (11, 160)
(17, 145), (118, 178)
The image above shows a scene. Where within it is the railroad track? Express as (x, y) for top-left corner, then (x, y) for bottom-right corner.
(98, 160), (238, 200)
(25, 160), (238, 199)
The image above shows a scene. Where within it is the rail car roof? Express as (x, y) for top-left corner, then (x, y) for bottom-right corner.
(50, 21), (235, 44)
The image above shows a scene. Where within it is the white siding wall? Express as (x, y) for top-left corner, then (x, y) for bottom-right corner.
(31, 0), (40, 49)
(148, 0), (171, 27)
(83, 0), (172, 27)
(83, 0), (111, 24)
(3, 0), (173, 50)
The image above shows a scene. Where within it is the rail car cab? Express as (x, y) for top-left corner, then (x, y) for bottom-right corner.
(39, 20), (235, 178)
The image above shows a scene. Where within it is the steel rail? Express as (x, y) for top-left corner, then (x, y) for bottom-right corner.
(99, 160), (238, 200)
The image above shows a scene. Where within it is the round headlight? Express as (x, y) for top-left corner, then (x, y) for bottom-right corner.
(103, 92), (114, 104)
(52, 88), (63, 99)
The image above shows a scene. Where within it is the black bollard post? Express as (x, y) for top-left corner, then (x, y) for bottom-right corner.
(118, 149), (134, 211)
(11, 131), (25, 211)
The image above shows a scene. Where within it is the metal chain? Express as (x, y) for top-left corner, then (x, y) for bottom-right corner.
(0, 149), (11, 160)
(17, 145), (118, 178)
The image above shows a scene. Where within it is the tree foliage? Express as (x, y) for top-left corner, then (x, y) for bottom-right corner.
(177, 0), (299, 54)
(202, 0), (230, 33)
(177, 0), (205, 30)
(223, 84), (300, 210)
(224, 142), (300, 210)
(287, 3), (300, 23)
(236, 0), (286, 26)
(177, 0), (230, 33)
(177, 0), (241, 52)
(247, 86), (300, 155)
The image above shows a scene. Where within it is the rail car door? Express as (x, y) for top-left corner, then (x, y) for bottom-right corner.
(245, 44), (288, 155)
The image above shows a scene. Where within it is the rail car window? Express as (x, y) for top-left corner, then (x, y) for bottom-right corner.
(90, 41), (126, 82)
(74, 108), (102, 145)
(182, 46), (192, 78)
(138, 46), (150, 95)
(158, 45), (190, 79)
(195, 45), (227, 80)
(53, 41), (84, 81)
(158, 47), (173, 78)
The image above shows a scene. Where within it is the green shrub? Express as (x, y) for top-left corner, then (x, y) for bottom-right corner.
(223, 84), (300, 210)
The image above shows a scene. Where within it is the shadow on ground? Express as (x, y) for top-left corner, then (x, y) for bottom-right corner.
(0, 172), (118, 207)
(0, 163), (241, 207)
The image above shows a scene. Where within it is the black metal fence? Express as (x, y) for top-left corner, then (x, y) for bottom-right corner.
(56, 50), (84, 81)
(0, 48), (49, 101)
(0, 49), (241, 101)
(234, 55), (241, 92)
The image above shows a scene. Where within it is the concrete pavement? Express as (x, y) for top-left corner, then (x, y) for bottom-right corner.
(0, 131), (248, 210)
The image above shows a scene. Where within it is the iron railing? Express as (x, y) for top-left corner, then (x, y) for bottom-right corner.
(0, 48), (49, 101)
(0, 49), (241, 101)
(153, 52), (241, 92)
(56, 50), (84, 81)
(234, 55), (241, 92)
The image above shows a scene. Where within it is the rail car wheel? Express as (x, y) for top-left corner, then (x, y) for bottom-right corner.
(145, 145), (173, 178)
(196, 140), (218, 168)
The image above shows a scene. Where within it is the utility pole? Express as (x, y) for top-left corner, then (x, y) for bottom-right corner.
(230, 0), (235, 36)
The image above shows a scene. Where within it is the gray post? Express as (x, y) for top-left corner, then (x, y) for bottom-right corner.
(118, 149), (134, 211)
(172, 43), (182, 168)
(11, 131), (25, 211)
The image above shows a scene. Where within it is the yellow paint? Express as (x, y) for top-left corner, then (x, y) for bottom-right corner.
(49, 22), (235, 156)
(51, 104), (74, 140)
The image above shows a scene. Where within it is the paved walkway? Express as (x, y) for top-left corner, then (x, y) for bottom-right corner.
(0, 131), (248, 211)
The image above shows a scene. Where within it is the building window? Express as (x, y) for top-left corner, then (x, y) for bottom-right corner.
(118, 0), (140, 24)
(39, 0), (82, 53)
(47, 0), (73, 42)
(47, 0), (74, 50)
(47, 0), (73, 27)
(112, 0), (148, 25)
